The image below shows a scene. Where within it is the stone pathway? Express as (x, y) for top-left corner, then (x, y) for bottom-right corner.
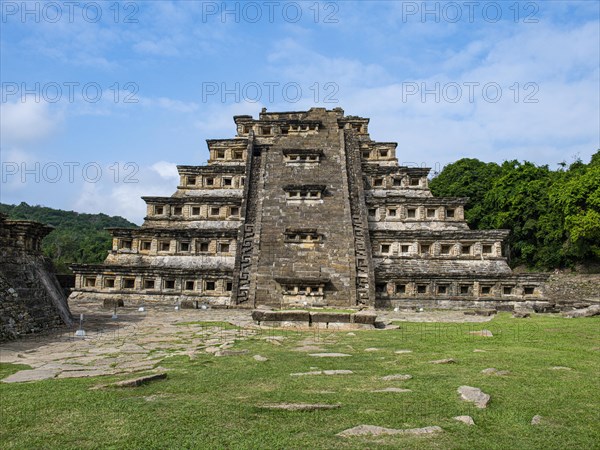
(1, 306), (495, 382)
(1, 305), (255, 383)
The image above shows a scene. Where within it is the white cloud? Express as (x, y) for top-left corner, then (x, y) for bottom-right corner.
(0, 101), (63, 145)
(194, 101), (263, 139)
(151, 161), (179, 181)
(71, 161), (179, 224)
(139, 97), (199, 114)
(258, 16), (599, 167)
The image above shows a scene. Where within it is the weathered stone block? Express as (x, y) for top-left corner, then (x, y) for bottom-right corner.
(352, 312), (377, 324)
(310, 312), (352, 323)
(252, 310), (311, 323)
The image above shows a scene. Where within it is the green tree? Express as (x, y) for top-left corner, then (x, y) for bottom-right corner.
(431, 152), (600, 270)
(430, 158), (502, 227)
(0, 202), (137, 273)
(551, 152), (600, 261)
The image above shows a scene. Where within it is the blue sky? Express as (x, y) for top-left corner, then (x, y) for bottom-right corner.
(1, 1), (599, 224)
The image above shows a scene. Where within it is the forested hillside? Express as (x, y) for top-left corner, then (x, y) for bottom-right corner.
(430, 151), (600, 270)
(0, 202), (137, 273)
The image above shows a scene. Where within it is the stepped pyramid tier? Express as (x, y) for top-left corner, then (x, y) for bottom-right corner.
(70, 107), (548, 309)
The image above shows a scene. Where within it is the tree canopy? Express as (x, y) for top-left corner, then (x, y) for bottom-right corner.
(0, 202), (137, 274)
(430, 151), (600, 269)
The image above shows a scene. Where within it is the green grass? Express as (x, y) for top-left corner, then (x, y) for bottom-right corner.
(1, 314), (598, 449)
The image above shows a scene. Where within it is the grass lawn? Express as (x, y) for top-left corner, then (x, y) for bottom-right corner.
(1, 313), (598, 449)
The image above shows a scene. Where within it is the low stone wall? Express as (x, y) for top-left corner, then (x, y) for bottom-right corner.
(68, 291), (232, 308)
(0, 256), (72, 342)
(545, 273), (600, 304)
(251, 309), (378, 328)
(0, 215), (72, 342)
(376, 298), (555, 312)
(375, 273), (600, 312)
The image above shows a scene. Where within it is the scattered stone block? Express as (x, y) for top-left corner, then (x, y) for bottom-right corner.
(395, 349), (413, 354)
(531, 415), (543, 425)
(469, 330), (493, 337)
(371, 388), (412, 393)
(352, 312), (377, 325)
(430, 358), (456, 364)
(308, 353), (351, 358)
(215, 349), (249, 357)
(293, 345), (324, 352)
(364, 348), (379, 352)
(311, 312), (351, 323)
(346, 332), (356, 336)
(481, 368), (510, 376)
(550, 366), (572, 371)
(458, 386), (490, 408)
(110, 372), (167, 388)
(58, 369), (114, 379)
(512, 311), (531, 318)
(2, 368), (59, 383)
(259, 403), (340, 411)
(290, 369), (353, 376)
(323, 369), (353, 375)
(453, 415), (475, 426)
(562, 305), (600, 318)
(337, 424), (442, 437)
(253, 355), (268, 362)
(533, 304), (560, 313)
(473, 349), (486, 353)
(290, 371), (323, 377)
(251, 310), (310, 323)
(381, 374), (412, 381)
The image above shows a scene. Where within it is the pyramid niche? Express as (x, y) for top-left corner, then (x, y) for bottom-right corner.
(70, 107), (548, 309)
